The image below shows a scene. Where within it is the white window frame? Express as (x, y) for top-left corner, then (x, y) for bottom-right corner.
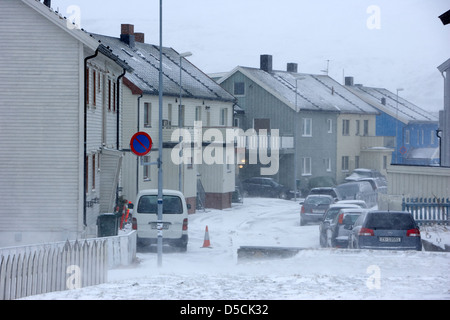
(302, 118), (312, 137)
(302, 157), (312, 176)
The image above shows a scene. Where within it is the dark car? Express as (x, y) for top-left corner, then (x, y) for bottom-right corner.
(308, 187), (341, 201)
(336, 181), (378, 208)
(300, 195), (334, 225)
(319, 203), (360, 247)
(323, 208), (366, 248)
(348, 211), (422, 251)
(242, 177), (291, 200)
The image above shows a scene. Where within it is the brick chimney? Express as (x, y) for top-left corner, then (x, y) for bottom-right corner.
(135, 32), (145, 43)
(260, 54), (273, 73)
(120, 24), (135, 47)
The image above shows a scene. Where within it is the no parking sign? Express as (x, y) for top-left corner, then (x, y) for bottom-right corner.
(130, 132), (153, 156)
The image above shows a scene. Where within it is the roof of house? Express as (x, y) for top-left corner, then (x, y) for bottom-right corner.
(92, 34), (235, 103)
(346, 85), (438, 124)
(21, 0), (132, 72)
(218, 66), (379, 114)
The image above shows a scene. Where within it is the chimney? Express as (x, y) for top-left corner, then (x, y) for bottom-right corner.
(120, 24), (135, 47)
(345, 76), (354, 86)
(287, 63), (298, 73)
(135, 32), (145, 43)
(381, 97), (386, 105)
(43, 0), (51, 8)
(260, 54), (273, 73)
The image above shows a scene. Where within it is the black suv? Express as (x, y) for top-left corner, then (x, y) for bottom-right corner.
(242, 177), (291, 200)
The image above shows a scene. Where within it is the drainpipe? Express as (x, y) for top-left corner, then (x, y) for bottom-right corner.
(83, 48), (99, 226)
(436, 129), (442, 166)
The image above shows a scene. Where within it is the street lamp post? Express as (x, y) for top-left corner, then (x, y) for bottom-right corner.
(293, 77), (305, 201)
(157, 0), (164, 268)
(395, 88), (404, 164)
(178, 52), (192, 192)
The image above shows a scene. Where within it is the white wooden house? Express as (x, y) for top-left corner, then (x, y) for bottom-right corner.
(92, 25), (237, 212)
(0, 0), (131, 247)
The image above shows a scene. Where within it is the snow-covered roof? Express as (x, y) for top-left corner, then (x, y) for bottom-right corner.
(346, 85), (438, 124)
(92, 34), (235, 103)
(219, 66), (379, 114)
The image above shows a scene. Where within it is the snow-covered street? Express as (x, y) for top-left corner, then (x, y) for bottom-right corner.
(24, 198), (450, 300)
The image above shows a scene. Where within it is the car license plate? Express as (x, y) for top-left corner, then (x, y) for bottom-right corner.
(150, 223), (170, 230)
(312, 210), (325, 214)
(379, 237), (401, 243)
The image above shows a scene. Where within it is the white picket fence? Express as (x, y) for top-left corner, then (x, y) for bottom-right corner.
(0, 231), (136, 300)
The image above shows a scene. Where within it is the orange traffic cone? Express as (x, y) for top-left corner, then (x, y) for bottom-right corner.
(202, 226), (212, 248)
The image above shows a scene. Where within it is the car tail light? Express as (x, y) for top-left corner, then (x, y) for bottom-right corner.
(132, 217), (138, 230)
(406, 228), (420, 237)
(301, 206), (305, 214)
(358, 227), (374, 236)
(338, 213), (344, 224)
(182, 218), (188, 231)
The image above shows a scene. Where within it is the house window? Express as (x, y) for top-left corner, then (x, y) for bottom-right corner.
(302, 118), (312, 137)
(342, 156), (349, 171)
(220, 108), (228, 126)
(113, 82), (116, 112)
(324, 158), (332, 172)
(93, 70), (97, 107)
(144, 103), (151, 127)
(234, 117), (240, 128)
(355, 156), (360, 169)
(85, 155), (89, 193)
(195, 106), (202, 122)
(383, 155), (388, 170)
(92, 154), (96, 190)
(143, 156), (151, 180)
(327, 119), (333, 133)
(431, 130), (435, 145)
(168, 104), (173, 124)
(363, 120), (369, 136)
(108, 79), (112, 111)
(180, 105), (185, 127)
(86, 68), (90, 105)
(234, 82), (245, 96)
(405, 130), (410, 144)
(342, 120), (350, 136)
(302, 157), (312, 176)
(356, 120), (360, 136)
(254, 118), (270, 134)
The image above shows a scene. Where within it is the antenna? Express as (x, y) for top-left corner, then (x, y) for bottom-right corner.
(321, 60), (330, 75)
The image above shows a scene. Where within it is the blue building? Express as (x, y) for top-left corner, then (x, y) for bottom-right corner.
(346, 78), (439, 166)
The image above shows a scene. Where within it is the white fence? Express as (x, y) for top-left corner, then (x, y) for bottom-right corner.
(0, 231), (136, 300)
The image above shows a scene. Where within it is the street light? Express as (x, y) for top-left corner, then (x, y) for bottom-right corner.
(395, 88), (404, 164)
(178, 52), (192, 192)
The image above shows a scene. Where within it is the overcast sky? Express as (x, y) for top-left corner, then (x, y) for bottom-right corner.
(51, 0), (449, 112)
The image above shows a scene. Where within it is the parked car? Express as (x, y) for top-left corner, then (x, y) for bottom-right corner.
(323, 208), (366, 248)
(133, 189), (189, 251)
(336, 181), (378, 208)
(347, 211), (422, 251)
(308, 187), (341, 201)
(319, 203), (360, 247)
(359, 178), (388, 194)
(335, 200), (368, 208)
(242, 177), (292, 199)
(345, 168), (386, 182)
(300, 195), (335, 225)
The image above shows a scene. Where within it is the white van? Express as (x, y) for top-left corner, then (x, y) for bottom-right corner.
(132, 189), (189, 251)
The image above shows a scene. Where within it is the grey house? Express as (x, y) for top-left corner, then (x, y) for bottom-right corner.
(216, 55), (379, 192)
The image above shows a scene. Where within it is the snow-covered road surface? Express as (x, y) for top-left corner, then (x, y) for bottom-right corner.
(24, 198), (450, 300)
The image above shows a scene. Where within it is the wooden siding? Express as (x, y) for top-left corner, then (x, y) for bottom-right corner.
(0, 0), (82, 245)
